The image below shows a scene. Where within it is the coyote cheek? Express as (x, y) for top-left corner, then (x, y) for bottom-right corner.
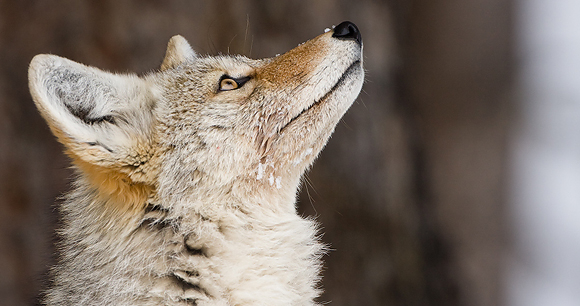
(30, 21), (363, 306)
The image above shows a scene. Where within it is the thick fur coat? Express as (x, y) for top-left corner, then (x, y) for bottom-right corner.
(29, 22), (364, 305)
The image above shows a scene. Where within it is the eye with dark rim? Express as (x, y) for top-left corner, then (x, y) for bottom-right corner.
(218, 75), (251, 92)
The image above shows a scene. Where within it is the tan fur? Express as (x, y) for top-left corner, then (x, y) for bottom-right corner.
(71, 155), (154, 215)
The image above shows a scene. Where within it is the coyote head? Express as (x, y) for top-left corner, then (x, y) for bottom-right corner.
(29, 22), (364, 213)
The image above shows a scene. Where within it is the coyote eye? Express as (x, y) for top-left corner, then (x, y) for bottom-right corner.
(220, 78), (238, 91)
(218, 75), (250, 91)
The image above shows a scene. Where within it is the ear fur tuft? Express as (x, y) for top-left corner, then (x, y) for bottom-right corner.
(160, 35), (197, 71)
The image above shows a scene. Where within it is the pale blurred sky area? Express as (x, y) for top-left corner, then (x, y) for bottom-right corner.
(509, 0), (580, 305)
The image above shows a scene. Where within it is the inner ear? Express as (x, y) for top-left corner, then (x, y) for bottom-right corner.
(51, 67), (121, 125)
(29, 54), (155, 168)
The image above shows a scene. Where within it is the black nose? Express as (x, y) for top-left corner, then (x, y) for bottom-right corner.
(332, 21), (362, 45)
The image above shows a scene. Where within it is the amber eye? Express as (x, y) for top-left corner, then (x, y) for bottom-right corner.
(220, 78), (238, 91)
(218, 75), (251, 92)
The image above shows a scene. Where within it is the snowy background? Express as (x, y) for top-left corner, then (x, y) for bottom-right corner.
(508, 0), (580, 305)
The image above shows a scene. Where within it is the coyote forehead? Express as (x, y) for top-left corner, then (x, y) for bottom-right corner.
(30, 21), (363, 305)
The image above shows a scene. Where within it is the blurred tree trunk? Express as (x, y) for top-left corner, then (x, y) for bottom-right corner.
(399, 0), (513, 305)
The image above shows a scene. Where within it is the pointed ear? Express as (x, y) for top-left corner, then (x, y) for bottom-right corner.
(160, 35), (197, 71)
(28, 54), (156, 169)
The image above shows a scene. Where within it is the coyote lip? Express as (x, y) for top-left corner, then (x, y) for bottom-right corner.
(279, 60), (361, 133)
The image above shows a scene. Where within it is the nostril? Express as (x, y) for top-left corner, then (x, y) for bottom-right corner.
(332, 21), (362, 45)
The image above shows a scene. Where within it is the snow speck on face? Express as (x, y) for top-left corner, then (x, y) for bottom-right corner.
(293, 147), (314, 166)
(275, 177), (282, 189)
(257, 163), (265, 180)
(268, 173), (275, 186)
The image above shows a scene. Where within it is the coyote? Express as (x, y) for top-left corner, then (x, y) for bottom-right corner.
(29, 21), (363, 305)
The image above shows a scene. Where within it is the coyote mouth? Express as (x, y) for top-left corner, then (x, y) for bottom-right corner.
(279, 60), (361, 133)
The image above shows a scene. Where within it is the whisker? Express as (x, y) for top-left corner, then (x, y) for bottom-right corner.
(227, 34), (238, 54)
(303, 174), (318, 215)
(249, 35), (254, 58)
(244, 15), (250, 55)
(340, 118), (353, 131)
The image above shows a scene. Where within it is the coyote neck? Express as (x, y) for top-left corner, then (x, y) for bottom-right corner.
(51, 173), (323, 305)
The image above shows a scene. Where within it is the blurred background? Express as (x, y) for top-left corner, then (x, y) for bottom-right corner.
(1, 0), (579, 305)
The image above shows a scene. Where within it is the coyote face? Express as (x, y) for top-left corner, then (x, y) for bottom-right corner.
(157, 27), (363, 206)
(30, 21), (363, 305)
